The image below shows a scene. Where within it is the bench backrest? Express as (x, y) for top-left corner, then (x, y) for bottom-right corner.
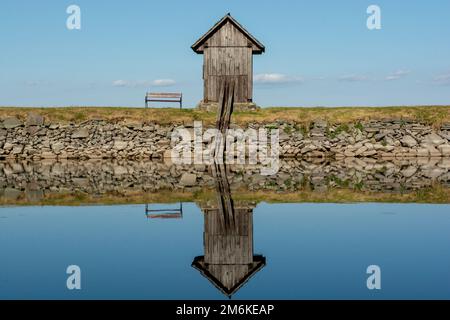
(146, 92), (182, 99)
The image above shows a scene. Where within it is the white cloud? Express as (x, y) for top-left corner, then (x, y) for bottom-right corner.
(433, 72), (450, 85)
(254, 73), (303, 85)
(152, 79), (176, 87)
(112, 80), (132, 87)
(338, 74), (369, 82)
(385, 70), (411, 81)
(112, 79), (176, 88)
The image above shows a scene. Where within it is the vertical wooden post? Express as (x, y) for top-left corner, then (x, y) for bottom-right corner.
(214, 77), (235, 161)
(211, 163), (235, 233)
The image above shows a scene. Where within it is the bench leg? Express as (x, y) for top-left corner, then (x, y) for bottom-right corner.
(145, 99), (148, 109)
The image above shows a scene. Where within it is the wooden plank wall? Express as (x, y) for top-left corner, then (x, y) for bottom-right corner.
(204, 208), (253, 265)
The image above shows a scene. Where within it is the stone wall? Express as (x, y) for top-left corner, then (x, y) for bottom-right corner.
(1, 113), (450, 160)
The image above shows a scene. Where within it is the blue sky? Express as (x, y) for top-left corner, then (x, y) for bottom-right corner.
(0, 0), (449, 107)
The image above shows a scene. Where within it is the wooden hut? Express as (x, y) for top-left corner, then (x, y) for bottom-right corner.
(191, 13), (265, 109)
(192, 205), (265, 298)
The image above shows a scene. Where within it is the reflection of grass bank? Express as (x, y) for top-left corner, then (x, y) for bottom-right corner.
(1, 106), (450, 127)
(2, 185), (450, 207)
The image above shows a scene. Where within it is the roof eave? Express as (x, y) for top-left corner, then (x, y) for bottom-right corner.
(192, 47), (265, 55)
(191, 14), (265, 54)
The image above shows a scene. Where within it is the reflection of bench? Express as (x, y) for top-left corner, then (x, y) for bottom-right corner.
(145, 203), (183, 219)
(145, 92), (182, 109)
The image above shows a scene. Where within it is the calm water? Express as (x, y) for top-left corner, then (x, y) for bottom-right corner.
(2, 202), (450, 300)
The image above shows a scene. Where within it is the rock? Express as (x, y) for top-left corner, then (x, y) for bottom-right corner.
(11, 145), (24, 154)
(362, 150), (377, 156)
(3, 142), (13, 151)
(26, 189), (44, 202)
(439, 158), (450, 169)
(113, 140), (128, 150)
(438, 144), (450, 156)
(373, 144), (384, 150)
(423, 168), (445, 179)
(72, 178), (89, 187)
(300, 145), (316, 154)
(3, 117), (22, 129)
(51, 142), (64, 154)
(194, 164), (206, 172)
(51, 164), (65, 175)
(313, 119), (328, 128)
(426, 145), (441, 157)
(278, 133), (289, 142)
(27, 126), (40, 135)
(36, 128), (46, 136)
(374, 133), (386, 141)
(344, 150), (355, 157)
(401, 166), (417, 178)
(41, 151), (57, 159)
(26, 112), (44, 126)
(163, 149), (172, 159)
(401, 135), (417, 147)
(364, 143), (374, 150)
(354, 146), (368, 156)
(72, 128), (90, 138)
(3, 188), (21, 200)
(422, 133), (446, 146)
(179, 173), (196, 187)
(113, 166), (128, 175)
(417, 148), (429, 157)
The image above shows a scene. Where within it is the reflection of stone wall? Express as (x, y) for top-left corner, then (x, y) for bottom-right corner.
(1, 116), (450, 160)
(1, 158), (449, 202)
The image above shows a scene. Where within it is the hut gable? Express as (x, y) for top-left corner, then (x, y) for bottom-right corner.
(192, 255), (266, 298)
(191, 13), (265, 54)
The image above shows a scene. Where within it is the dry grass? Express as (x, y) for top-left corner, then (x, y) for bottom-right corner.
(2, 185), (450, 207)
(1, 105), (450, 127)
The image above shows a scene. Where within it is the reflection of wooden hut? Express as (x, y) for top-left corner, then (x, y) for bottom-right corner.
(192, 204), (265, 298)
(192, 13), (265, 110)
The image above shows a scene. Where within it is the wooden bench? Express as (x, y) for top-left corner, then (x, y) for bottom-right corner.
(145, 203), (183, 219)
(145, 92), (182, 109)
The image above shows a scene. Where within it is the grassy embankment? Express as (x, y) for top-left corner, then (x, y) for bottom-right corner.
(1, 184), (450, 206)
(1, 105), (450, 127)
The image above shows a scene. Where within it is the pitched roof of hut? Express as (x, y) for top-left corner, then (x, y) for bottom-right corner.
(191, 13), (265, 54)
(192, 255), (266, 298)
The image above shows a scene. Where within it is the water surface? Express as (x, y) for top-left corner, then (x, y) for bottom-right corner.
(2, 202), (450, 299)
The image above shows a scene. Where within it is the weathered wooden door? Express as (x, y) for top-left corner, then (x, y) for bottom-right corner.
(204, 47), (252, 103)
